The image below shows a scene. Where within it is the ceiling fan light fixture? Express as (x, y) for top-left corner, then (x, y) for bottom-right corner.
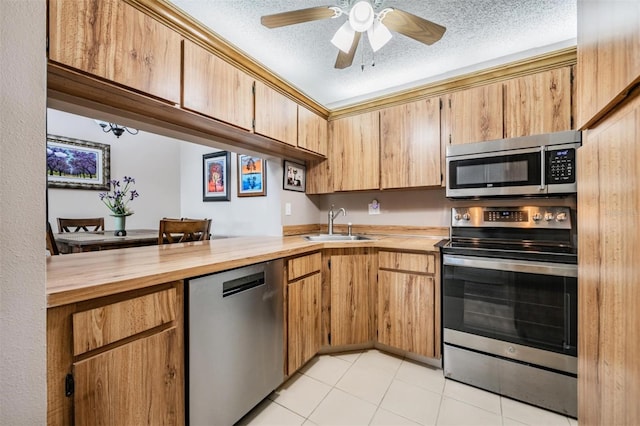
(348, 1), (374, 32)
(367, 20), (392, 52)
(331, 20), (355, 53)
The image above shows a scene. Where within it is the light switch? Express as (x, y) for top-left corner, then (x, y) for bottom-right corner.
(285, 203), (292, 216)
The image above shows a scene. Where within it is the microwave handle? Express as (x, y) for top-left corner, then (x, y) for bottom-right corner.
(539, 146), (546, 191)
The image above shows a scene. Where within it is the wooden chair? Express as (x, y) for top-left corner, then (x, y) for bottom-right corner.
(57, 217), (105, 233)
(46, 222), (59, 255)
(158, 218), (212, 244)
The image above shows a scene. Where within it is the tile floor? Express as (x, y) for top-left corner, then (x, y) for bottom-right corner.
(237, 349), (578, 426)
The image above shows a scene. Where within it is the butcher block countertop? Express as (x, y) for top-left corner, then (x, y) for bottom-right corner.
(46, 235), (444, 308)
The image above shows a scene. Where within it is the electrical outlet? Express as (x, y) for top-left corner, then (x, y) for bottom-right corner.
(368, 199), (380, 215)
(285, 203), (292, 216)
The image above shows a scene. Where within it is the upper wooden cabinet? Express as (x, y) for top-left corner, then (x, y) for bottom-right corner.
(48, 0), (182, 104)
(447, 82), (504, 145)
(380, 97), (442, 189)
(330, 111), (380, 191)
(254, 81), (298, 146)
(577, 0), (640, 129)
(298, 106), (328, 156)
(504, 67), (573, 137)
(182, 40), (254, 131)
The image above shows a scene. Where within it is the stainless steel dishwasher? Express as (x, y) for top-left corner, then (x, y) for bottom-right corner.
(187, 260), (284, 425)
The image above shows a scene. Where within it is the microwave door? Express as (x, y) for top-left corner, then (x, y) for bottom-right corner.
(447, 147), (544, 197)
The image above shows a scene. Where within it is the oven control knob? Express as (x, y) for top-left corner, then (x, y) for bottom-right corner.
(532, 213), (542, 222)
(556, 212), (568, 222)
(462, 213), (471, 221)
(544, 212), (555, 221)
(454, 213), (462, 221)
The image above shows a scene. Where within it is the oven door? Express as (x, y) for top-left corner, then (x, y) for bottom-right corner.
(446, 146), (543, 197)
(443, 254), (577, 361)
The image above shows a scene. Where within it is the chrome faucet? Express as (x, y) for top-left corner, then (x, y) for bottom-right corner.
(328, 204), (346, 235)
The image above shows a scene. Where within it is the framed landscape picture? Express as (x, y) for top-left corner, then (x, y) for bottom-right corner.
(46, 135), (110, 190)
(203, 151), (230, 201)
(283, 160), (305, 192)
(237, 154), (266, 197)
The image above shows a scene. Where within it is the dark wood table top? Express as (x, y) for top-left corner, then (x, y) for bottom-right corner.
(54, 229), (159, 253)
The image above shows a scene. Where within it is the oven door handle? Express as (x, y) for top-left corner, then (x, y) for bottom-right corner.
(443, 255), (577, 277)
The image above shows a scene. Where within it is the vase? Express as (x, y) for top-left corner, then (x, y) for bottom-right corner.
(111, 214), (131, 236)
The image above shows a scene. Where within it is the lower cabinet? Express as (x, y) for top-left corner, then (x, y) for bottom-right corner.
(328, 248), (377, 347)
(47, 282), (184, 425)
(286, 252), (322, 375)
(377, 250), (440, 358)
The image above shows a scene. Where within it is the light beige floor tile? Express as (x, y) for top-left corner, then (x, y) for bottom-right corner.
(395, 360), (446, 395)
(501, 397), (571, 426)
(333, 350), (363, 363)
(436, 396), (503, 426)
(302, 420), (319, 426)
(370, 408), (422, 426)
(300, 354), (352, 386)
(353, 349), (403, 375)
(269, 373), (332, 418)
(308, 388), (377, 426)
(237, 399), (306, 426)
(380, 379), (442, 425)
(443, 379), (501, 415)
(335, 363), (395, 404)
(502, 417), (528, 426)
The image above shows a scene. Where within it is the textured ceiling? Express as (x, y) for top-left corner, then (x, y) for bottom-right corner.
(167, 0), (577, 109)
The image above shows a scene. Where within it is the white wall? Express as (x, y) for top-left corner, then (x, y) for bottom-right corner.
(322, 188), (453, 228)
(0, 0), (47, 423)
(179, 143), (284, 236)
(47, 109), (182, 230)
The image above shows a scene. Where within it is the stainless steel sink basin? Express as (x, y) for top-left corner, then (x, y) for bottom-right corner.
(303, 234), (373, 242)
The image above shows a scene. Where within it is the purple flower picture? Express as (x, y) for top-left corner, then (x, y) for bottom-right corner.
(46, 135), (110, 190)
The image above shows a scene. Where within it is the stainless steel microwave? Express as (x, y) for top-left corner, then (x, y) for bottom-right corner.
(446, 131), (581, 198)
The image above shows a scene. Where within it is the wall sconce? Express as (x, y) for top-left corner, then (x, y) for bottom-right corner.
(94, 120), (139, 138)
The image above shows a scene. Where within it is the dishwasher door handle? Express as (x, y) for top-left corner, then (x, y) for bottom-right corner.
(222, 272), (266, 297)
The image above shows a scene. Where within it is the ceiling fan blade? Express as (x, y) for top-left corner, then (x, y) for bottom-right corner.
(334, 31), (362, 69)
(381, 8), (446, 45)
(261, 6), (336, 28)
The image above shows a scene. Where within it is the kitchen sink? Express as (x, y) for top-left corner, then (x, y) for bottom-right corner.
(303, 234), (373, 242)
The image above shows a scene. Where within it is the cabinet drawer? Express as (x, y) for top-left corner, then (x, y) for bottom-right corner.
(72, 288), (176, 356)
(378, 251), (435, 274)
(287, 252), (322, 281)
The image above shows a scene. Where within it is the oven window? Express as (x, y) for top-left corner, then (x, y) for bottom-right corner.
(443, 264), (577, 356)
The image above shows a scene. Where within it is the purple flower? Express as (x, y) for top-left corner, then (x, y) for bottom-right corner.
(99, 176), (139, 215)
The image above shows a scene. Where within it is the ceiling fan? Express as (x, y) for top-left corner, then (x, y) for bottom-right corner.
(261, 0), (446, 69)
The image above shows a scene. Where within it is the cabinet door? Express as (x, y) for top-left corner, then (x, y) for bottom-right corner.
(448, 83), (503, 145)
(380, 97), (441, 188)
(287, 273), (322, 374)
(576, 0), (640, 128)
(330, 249), (375, 346)
(306, 158), (333, 194)
(331, 112), (380, 191)
(504, 67), (573, 137)
(48, 0), (181, 104)
(182, 40), (254, 131)
(73, 328), (182, 425)
(378, 270), (435, 358)
(298, 106), (328, 156)
(254, 81), (298, 145)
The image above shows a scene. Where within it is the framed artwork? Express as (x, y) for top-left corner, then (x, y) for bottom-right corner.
(237, 154), (266, 197)
(283, 160), (306, 192)
(203, 151), (231, 201)
(46, 134), (110, 190)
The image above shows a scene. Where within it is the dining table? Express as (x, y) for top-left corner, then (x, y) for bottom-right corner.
(54, 229), (159, 254)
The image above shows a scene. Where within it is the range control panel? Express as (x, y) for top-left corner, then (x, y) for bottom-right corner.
(452, 206), (573, 229)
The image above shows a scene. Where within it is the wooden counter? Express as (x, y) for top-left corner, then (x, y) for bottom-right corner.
(46, 235), (443, 308)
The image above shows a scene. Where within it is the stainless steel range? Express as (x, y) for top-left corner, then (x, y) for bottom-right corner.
(441, 206), (577, 417)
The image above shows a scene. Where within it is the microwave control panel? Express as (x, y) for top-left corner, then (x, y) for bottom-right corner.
(547, 148), (576, 184)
